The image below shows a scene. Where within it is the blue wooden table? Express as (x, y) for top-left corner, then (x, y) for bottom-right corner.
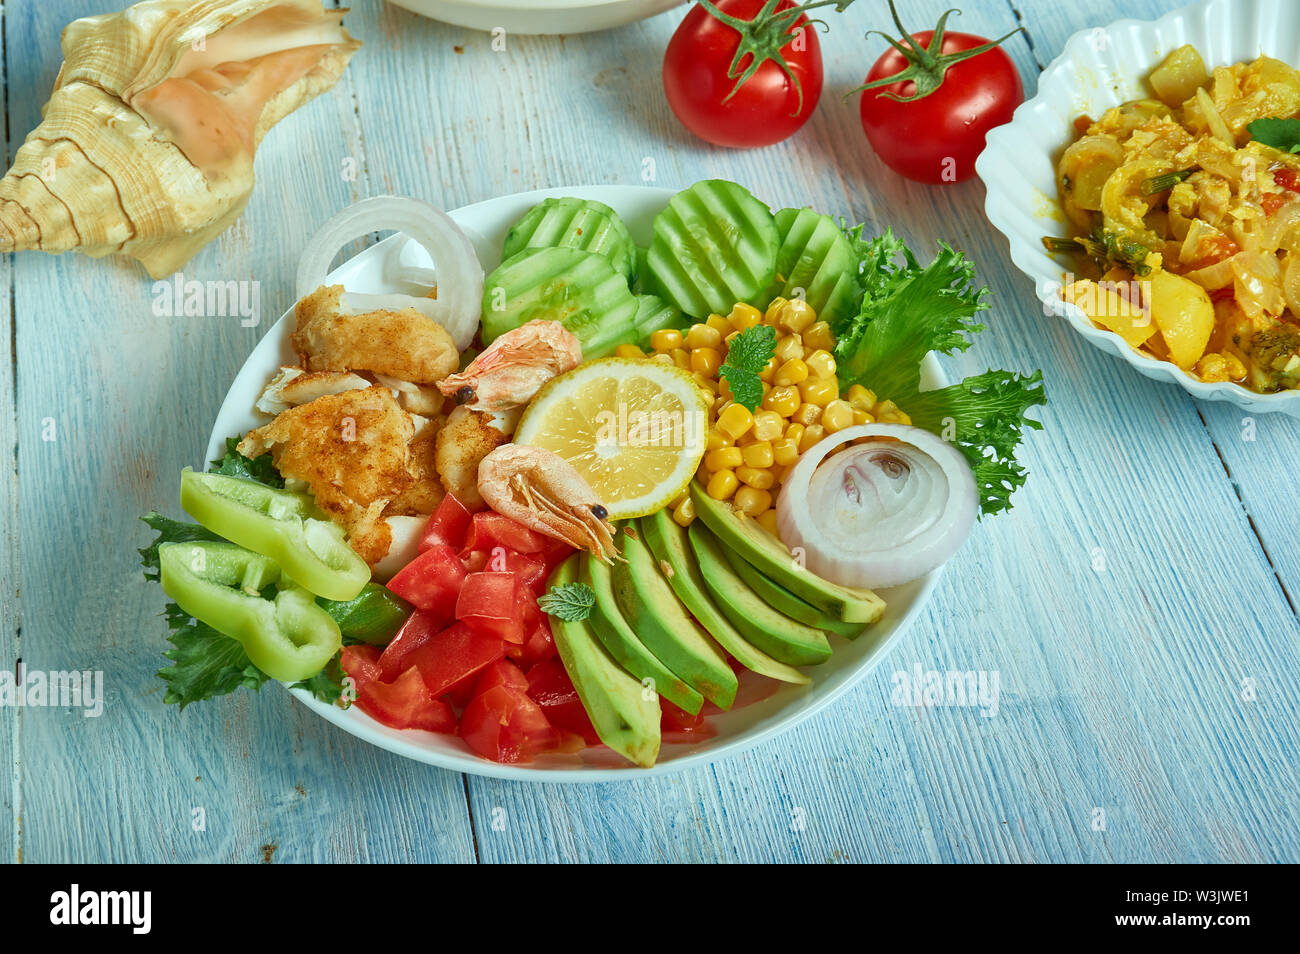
(2, 0), (1297, 863)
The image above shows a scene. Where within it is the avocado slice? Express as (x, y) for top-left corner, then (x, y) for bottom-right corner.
(546, 556), (660, 767)
(582, 553), (705, 714)
(690, 483), (885, 624)
(639, 511), (810, 685)
(687, 523), (833, 667)
(721, 545), (866, 639)
(611, 528), (738, 710)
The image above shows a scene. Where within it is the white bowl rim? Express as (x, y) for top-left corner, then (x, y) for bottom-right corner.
(206, 183), (945, 782)
(975, 0), (1300, 416)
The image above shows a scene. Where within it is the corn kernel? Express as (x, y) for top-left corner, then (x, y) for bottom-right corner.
(798, 423), (826, 453)
(778, 298), (817, 333)
(805, 349), (836, 379)
(846, 384), (877, 411)
(783, 421), (805, 444)
(669, 488), (691, 508)
(772, 436), (799, 466)
(874, 399), (901, 417)
(752, 409), (785, 442)
(707, 469), (739, 500)
(717, 377), (734, 402)
(716, 403), (754, 440)
(729, 302), (763, 331)
(735, 429), (760, 447)
(822, 399), (855, 433)
(706, 313), (732, 335)
(799, 376), (839, 406)
(758, 354), (779, 383)
(616, 344), (646, 359)
(734, 486), (772, 516)
(764, 297), (789, 323)
(756, 510), (780, 535)
(851, 409), (875, 426)
(685, 323), (723, 350)
(804, 320), (834, 351)
(737, 466), (775, 490)
(672, 496), (696, 527)
(793, 401), (822, 426)
(669, 347), (690, 369)
(774, 334), (804, 362)
(691, 347), (722, 376)
(762, 385), (800, 417)
(706, 429), (733, 452)
(706, 447), (743, 471)
(692, 371), (718, 394)
(741, 441), (774, 468)
(775, 358), (809, 386)
(650, 328), (684, 352)
(651, 353), (675, 365)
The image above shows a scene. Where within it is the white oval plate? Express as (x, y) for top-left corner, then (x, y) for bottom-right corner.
(385, 0), (684, 35)
(207, 184), (944, 781)
(976, 0), (1300, 417)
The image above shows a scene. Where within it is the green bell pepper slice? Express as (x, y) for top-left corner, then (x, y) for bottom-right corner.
(158, 541), (342, 683)
(318, 584), (413, 646)
(179, 468), (370, 602)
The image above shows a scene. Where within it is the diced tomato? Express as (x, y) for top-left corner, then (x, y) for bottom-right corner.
(464, 512), (547, 555)
(497, 548), (548, 591)
(526, 659), (600, 746)
(661, 698), (716, 744)
(443, 678), (478, 710)
(459, 549), (489, 573)
(386, 544), (466, 618)
(461, 686), (556, 763)
(515, 584), (540, 632)
(1210, 287), (1236, 303)
(1275, 167), (1300, 193)
(377, 608), (441, 681)
(419, 493), (474, 552)
(474, 658), (530, 697)
(455, 571), (526, 644)
(515, 618), (557, 668)
(538, 538), (574, 576)
(340, 645), (382, 690)
(357, 667), (457, 733)
(1263, 192), (1293, 216)
(404, 621), (508, 697)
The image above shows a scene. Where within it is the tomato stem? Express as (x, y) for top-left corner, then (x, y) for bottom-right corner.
(849, 0), (1022, 103)
(699, 0), (856, 115)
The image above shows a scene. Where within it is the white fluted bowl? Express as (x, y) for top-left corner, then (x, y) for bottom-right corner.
(385, 0), (684, 34)
(976, 0), (1300, 417)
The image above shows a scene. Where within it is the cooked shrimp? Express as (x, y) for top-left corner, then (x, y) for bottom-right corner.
(293, 284), (459, 386)
(437, 319), (581, 411)
(435, 405), (508, 509)
(477, 444), (619, 562)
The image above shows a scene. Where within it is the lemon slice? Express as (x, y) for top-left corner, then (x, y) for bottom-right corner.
(514, 357), (709, 519)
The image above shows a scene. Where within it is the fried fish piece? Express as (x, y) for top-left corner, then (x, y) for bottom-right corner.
(239, 387), (415, 565)
(435, 405), (508, 509)
(292, 284), (459, 386)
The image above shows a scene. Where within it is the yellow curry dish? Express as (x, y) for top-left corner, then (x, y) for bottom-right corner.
(1045, 47), (1300, 393)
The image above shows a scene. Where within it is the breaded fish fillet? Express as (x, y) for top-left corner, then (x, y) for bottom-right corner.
(293, 284), (459, 385)
(239, 387), (415, 565)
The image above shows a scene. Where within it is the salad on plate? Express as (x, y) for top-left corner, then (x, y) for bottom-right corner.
(141, 179), (1045, 769)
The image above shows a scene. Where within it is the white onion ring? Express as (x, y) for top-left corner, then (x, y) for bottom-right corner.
(775, 424), (978, 589)
(296, 196), (483, 350)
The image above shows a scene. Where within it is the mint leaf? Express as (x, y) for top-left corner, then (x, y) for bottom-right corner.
(1248, 117), (1300, 154)
(719, 324), (776, 412)
(539, 582), (596, 622)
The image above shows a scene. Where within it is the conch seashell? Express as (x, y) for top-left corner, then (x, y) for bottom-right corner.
(0, 0), (360, 278)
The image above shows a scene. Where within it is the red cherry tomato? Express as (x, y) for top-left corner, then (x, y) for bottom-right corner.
(663, 0), (823, 149)
(858, 25), (1023, 184)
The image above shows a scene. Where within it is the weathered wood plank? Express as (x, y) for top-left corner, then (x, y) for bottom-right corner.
(4, 0), (475, 863)
(0, 0), (17, 862)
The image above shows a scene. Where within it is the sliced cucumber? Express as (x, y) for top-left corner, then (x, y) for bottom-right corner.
(632, 294), (687, 342)
(502, 197), (637, 281)
(647, 180), (779, 318)
(763, 208), (860, 326)
(481, 246), (638, 357)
